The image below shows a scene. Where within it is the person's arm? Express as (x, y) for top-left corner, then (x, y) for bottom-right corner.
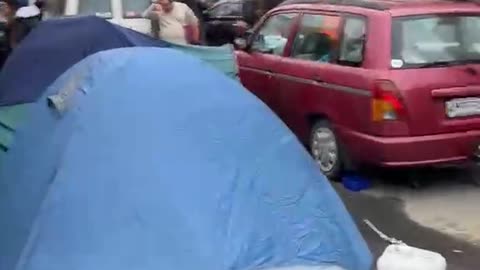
(184, 6), (199, 44)
(142, 3), (159, 20)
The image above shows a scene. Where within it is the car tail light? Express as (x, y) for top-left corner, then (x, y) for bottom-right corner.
(371, 80), (405, 122)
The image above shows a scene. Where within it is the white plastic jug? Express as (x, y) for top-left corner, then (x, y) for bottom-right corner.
(377, 244), (447, 270)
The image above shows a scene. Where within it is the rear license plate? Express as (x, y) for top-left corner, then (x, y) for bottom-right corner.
(445, 97), (480, 118)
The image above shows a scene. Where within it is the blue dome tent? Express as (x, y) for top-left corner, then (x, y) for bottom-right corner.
(0, 48), (372, 270)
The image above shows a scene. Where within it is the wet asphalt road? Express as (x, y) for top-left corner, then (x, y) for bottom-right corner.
(334, 180), (480, 270)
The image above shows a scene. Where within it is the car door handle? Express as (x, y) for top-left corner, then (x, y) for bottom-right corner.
(267, 69), (273, 79)
(265, 69), (273, 78)
(312, 76), (324, 83)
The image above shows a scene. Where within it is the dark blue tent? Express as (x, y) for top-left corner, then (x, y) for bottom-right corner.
(0, 47), (372, 270)
(0, 16), (168, 106)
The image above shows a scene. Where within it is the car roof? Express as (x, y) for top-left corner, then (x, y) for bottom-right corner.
(278, 0), (480, 11)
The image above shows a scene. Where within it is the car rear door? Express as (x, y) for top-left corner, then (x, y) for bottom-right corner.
(271, 11), (372, 142)
(236, 12), (299, 111)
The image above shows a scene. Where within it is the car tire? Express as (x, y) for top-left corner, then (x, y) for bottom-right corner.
(309, 120), (346, 180)
(468, 163), (480, 187)
(407, 170), (423, 189)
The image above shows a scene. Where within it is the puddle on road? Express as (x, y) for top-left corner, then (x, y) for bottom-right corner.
(359, 168), (480, 246)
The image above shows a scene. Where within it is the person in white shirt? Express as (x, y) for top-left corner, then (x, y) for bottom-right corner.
(143, 0), (199, 45)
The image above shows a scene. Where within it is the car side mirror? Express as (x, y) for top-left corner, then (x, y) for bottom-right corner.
(234, 38), (248, 50)
(244, 29), (254, 39)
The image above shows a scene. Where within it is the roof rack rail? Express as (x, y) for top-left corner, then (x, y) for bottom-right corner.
(278, 0), (389, 10)
(450, 0), (480, 3)
(278, 0), (480, 9)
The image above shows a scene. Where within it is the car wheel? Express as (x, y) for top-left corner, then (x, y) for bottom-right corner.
(407, 170), (423, 189)
(310, 120), (343, 179)
(468, 163), (480, 187)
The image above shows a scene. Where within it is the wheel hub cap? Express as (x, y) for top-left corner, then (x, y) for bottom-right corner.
(311, 127), (338, 173)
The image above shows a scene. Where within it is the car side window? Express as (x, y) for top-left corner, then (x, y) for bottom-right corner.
(339, 16), (366, 66)
(290, 14), (341, 62)
(250, 13), (297, 56)
(209, 2), (242, 17)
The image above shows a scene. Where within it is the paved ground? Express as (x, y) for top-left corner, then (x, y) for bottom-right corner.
(333, 168), (480, 270)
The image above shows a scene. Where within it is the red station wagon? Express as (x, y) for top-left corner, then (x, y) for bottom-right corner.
(235, 0), (480, 181)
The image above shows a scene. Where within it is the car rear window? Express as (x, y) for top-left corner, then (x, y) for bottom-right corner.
(122, 0), (150, 18)
(391, 14), (480, 69)
(78, 0), (112, 19)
